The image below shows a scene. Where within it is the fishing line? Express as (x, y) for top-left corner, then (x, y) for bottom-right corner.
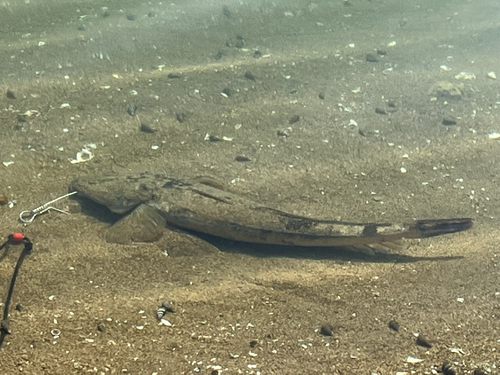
(0, 233), (33, 353)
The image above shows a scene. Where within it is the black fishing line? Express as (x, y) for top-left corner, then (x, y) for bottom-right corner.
(0, 234), (33, 352)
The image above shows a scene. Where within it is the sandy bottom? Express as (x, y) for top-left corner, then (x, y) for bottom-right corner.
(0, 0), (499, 373)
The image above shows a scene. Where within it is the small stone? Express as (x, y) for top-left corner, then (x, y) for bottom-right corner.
(388, 320), (399, 332)
(415, 333), (432, 348)
(375, 107), (387, 115)
(244, 71), (256, 81)
(97, 323), (105, 332)
(126, 14), (136, 21)
(6, 90), (16, 99)
(162, 300), (175, 313)
(318, 92), (325, 100)
(249, 340), (258, 348)
(15, 304), (23, 312)
(235, 155), (251, 162)
(366, 53), (379, 62)
(0, 194), (8, 206)
(320, 323), (334, 336)
(442, 117), (457, 126)
(167, 72), (182, 79)
(175, 111), (186, 123)
(441, 361), (457, 375)
(127, 103), (137, 116)
(140, 123), (155, 133)
(289, 115), (300, 124)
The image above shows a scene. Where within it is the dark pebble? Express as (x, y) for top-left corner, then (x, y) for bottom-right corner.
(375, 107), (387, 115)
(209, 135), (222, 142)
(244, 71), (256, 81)
(320, 323), (334, 336)
(215, 50), (224, 60)
(6, 89), (15, 99)
(222, 88), (231, 97)
(441, 361), (457, 375)
(416, 333), (432, 348)
(249, 340), (258, 348)
(15, 303), (23, 312)
(318, 92), (325, 100)
(442, 117), (457, 126)
(222, 5), (230, 18)
(162, 300), (175, 313)
(277, 129), (289, 137)
(366, 53), (379, 62)
(235, 155), (251, 162)
(1, 319), (10, 334)
(175, 111), (186, 123)
(210, 370), (219, 375)
(148, 11), (155, 18)
(235, 35), (245, 48)
(102, 10), (110, 18)
(388, 320), (399, 332)
(387, 100), (397, 108)
(97, 322), (105, 332)
(126, 14), (136, 21)
(0, 194), (8, 205)
(289, 115), (300, 124)
(473, 369), (487, 375)
(127, 103), (137, 116)
(168, 72), (182, 79)
(140, 123), (155, 133)
(253, 50), (262, 58)
(377, 49), (387, 56)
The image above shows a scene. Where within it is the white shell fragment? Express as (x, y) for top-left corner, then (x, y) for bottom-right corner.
(400, 167), (407, 173)
(2, 161), (14, 167)
(159, 318), (172, 326)
(454, 71), (476, 80)
(406, 356), (424, 364)
(487, 71), (496, 79)
(488, 132), (500, 140)
(70, 148), (94, 164)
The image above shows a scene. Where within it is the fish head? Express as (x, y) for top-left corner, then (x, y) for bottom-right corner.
(69, 174), (155, 214)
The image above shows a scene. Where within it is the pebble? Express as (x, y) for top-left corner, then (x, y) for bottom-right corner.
(319, 323), (334, 336)
(0, 194), (8, 206)
(6, 89), (15, 99)
(488, 132), (500, 140)
(289, 115), (300, 124)
(415, 333), (432, 348)
(442, 117), (457, 126)
(388, 320), (400, 332)
(244, 71), (256, 81)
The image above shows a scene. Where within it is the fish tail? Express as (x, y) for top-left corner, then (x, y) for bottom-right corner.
(408, 218), (473, 238)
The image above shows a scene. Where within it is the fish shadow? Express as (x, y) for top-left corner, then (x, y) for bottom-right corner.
(189, 231), (464, 264)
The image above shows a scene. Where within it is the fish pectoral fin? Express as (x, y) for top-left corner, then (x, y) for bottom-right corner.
(105, 204), (166, 244)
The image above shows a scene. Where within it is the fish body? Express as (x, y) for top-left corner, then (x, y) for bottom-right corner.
(69, 173), (472, 252)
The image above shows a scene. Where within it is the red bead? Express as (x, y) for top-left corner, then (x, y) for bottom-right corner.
(11, 232), (25, 242)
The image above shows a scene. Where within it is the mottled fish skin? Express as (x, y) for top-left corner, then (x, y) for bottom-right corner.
(69, 173), (473, 249)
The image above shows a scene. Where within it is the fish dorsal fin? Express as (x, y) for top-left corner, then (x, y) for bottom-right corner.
(105, 204), (166, 244)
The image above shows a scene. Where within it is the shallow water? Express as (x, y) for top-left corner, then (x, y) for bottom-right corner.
(0, 0), (499, 373)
